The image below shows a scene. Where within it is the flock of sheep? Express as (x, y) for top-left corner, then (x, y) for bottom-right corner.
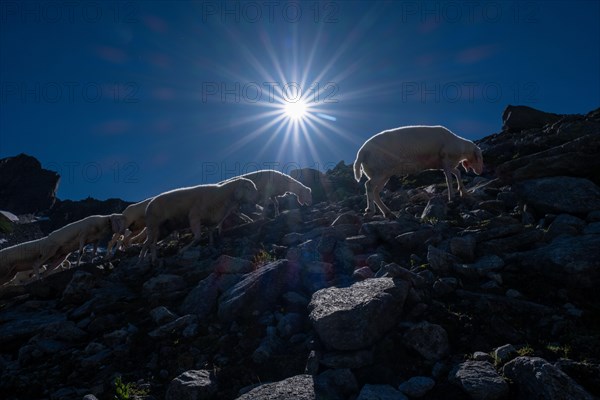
(0, 125), (483, 286)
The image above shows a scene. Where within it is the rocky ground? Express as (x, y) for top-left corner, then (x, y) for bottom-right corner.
(0, 105), (599, 400)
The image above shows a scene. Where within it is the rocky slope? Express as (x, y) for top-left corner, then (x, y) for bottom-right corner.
(0, 105), (599, 400)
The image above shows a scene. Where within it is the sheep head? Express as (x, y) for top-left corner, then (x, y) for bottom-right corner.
(297, 187), (313, 206)
(461, 146), (483, 175)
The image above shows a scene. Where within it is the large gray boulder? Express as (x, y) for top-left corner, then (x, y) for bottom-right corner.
(510, 234), (600, 288)
(309, 278), (409, 351)
(515, 177), (600, 215)
(218, 259), (298, 322)
(449, 361), (509, 400)
(166, 370), (217, 400)
(179, 273), (219, 318)
(235, 374), (316, 400)
(503, 357), (594, 400)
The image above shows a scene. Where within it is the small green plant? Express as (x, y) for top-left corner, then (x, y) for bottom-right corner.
(114, 376), (150, 400)
(517, 344), (534, 357)
(546, 343), (571, 358)
(253, 248), (275, 269)
(0, 218), (13, 233)
(114, 376), (130, 400)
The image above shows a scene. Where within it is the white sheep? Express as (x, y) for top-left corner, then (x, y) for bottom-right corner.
(139, 177), (259, 265)
(354, 125), (483, 217)
(44, 214), (121, 267)
(220, 169), (312, 218)
(106, 197), (153, 257)
(0, 238), (51, 285)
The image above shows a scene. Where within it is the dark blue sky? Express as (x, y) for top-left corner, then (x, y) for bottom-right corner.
(1, 1), (599, 202)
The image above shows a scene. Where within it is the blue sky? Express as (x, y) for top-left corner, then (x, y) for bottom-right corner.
(1, 1), (598, 201)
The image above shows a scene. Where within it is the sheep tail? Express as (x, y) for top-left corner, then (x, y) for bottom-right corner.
(353, 149), (364, 182)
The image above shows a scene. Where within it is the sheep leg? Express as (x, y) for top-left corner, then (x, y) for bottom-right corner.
(76, 238), (85, 267)
(44, 255), (69, 276)
(272, 196), (280, 217)
(106, 233), (120, 259)
(138, 228), (156, 264)
(443, 167), (456, 201)
(179, 219), (203, 255)
(368, 177), (393, 218)
(364, 179), (376, 214)
(451, 167), (467, 197)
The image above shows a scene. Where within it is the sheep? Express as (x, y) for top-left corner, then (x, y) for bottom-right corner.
(353, 125), (483, 218)
(0, 238), (52, 285)
(106, 197), (153, 257)
(44, 214), (121, 267)
(0, 215), (118, 285)
(139, 177), (259, 265)
(220, 169), (312, 218)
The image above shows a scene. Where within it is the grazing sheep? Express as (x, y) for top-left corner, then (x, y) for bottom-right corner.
(0, 238), (51, 285)
(45, 214), (121, 267)
(354, 125), (483, 217)
(139, 177), (259, 265)
(107, 198), (153, 257)
(220, 169), (312, 217)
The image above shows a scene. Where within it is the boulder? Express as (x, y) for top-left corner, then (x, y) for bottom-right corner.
(309, 278), (409, 351)
(449, 360), (509, 400)
(356, 384), (408, 400)
(501, 105), (561, 132)
(166, 370), (217, 400)
(516, 177), (600, 216)
(179, 273), (219, 318)
(403, 322), (449, 361)
(236, 374), (316, 400)
(218, 259), (298, 322)
(0, 154), (60, 214)
(503, 356), (594, 400)
(511, 234), (600, 288)
(398, 376), (436, 398)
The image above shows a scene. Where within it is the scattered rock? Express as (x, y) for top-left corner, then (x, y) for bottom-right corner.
(503, 356), (595, 400)
(166, 370), (217, 400)
(356, 384), (408, 400)
(309, 278), (409, 351)
(398, 376), (435, 397)
(403, 322), (449, 361)
(501, 104), (562, 132)
(449, 361), (509, 400)
(516, 177), (600, 215)
(236, 374), (316, 400)
(218, 259), (298, 322)
(494, 344), (517, 363)
(0, 153), (60, 214)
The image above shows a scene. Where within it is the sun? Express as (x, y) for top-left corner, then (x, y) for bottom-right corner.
(283, 100), (308, 121)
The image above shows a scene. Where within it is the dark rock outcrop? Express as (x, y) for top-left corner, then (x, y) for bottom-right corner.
(502, 105), (562, 132)
(0, 153), (60, 214)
